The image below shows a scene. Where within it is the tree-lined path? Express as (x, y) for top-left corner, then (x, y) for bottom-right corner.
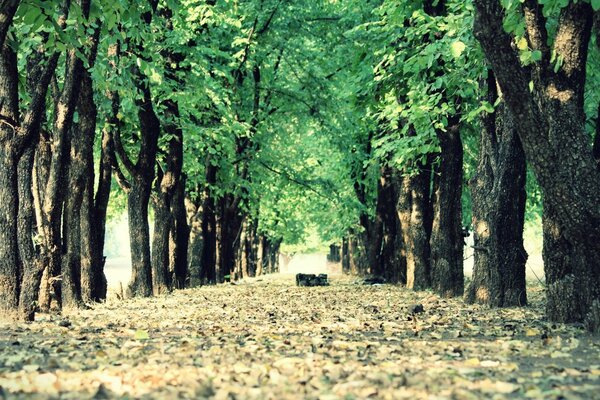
(2, 0), (600, 397)
(1, 274), (600, 399)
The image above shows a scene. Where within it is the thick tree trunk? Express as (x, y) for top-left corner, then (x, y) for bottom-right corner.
(127, 180), (153, 297)
(151, 186), (172, 295)
(64, 67), (98, 308)
(0, 44), (20, 315)
(327, 244), (341, 263)
(0, 27), (58, 318)
(76, 28), (107, 303)
(269, 239), (281, 273)
(170, 178), (189, 289)
(0, 1), (20, 50)
(63, 164), (84, 309)
(199, 164), (218, 284)
(17, 146), (44, 321)
(341, 238), (350, 274)
(260, 236), (272, 274)
(398, 163), (432, 290)
(379, 168), (405, 284)
(474, 0), (600, 330)
(217, 197), (244, 282)
(430, 125), (464, 297)
(466, 75), (527, 307)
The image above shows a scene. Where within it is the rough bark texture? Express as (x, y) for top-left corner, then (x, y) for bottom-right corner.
(127, 179), (154, 297)
(199, 163), (218, 284)
(398, 163), (432, 290)
(52, 48), (86, 309)
(65, 26), (99, 308)
(124, 71), (161, 298)
(378, 167), (405, 284)
(341, 238), (350, 274)
(186, 197), (203, 286)
(16, 145), (43, 321)
(81, 89), (112, 303)
(170, 178), (189, 289)
(151, 182), (172, 295)
(217, 195), (244, 282)
(466, 74), (528, 307)
(474, 0), (600, 329)
(0, 43), (20, 315)
(430, 125), (464, 297)
(0, 0), (20, 50)
(77, 28), (107, 303)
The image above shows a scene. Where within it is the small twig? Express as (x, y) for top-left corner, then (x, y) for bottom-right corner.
(0, 118), (17, 132)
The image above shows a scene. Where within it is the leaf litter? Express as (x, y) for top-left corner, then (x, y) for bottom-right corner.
(0, 274), (599, 399)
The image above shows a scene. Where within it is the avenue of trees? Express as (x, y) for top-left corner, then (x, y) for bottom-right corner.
(0, 0), (599, 332)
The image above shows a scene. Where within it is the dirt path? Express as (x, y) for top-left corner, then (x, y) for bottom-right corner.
(1, 274), (599, 399)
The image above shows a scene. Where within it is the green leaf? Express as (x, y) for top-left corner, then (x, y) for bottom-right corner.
(530, 50), (542, 62)
(516, 37), (528, 51)
(592, 0), (600, 11)
(134, 329), (150, 340)
(450, 41), (466, 58)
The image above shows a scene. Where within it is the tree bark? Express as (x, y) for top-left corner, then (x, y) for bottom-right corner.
(341, 237), (350, 274)
(377, 166), (405, 283)
(466, 73), (527, 307)
(124, 69), (161, 298)
(398, 162), (433, 290)
(170, 178), (189, 289)
(0, 43), (21, 315)
(474, 0), (600, 329)
(186, 196), (203, 286)
(430, 124), (464, 297)
(199, 163), (218, 284)
(0, 0), (20, 50)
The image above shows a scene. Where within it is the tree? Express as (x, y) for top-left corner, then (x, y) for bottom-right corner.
(466, 71), (528, 307)
(473, 0), (600, 329)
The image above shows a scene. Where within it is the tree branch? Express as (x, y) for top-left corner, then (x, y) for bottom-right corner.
(0, 0), (20, 49)
(522, 0), (550, 77)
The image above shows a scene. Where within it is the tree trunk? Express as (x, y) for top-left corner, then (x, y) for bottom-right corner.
(379, 168), (405, 284)
(217, 196), (243, 282)
(466, 74), (527, 307)
(430, 124), (464, 297)
(0, 28), (58, 317)
(0, 44), (20, 315)
(341, 238), (350, 274)
(474, 0), (600, 330)
(398, 162), (432, 290)
(170, 178), (189, 289)
(199, 163), (218, 284)
(327, 244), (341, 263)
(76, 26), (107, 303)
(151, 183), (172, 295)
(186, 197), (203, 286)
(17, 145), (44, 321)
(64, 68), (98, 308)
(246, 219), (259, 277)
(63, 160), (84, 309)
(127, 179), (153, 297)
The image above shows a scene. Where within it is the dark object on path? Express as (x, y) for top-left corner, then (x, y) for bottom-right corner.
(296, 273), (329, 287)
(57, 319), (72, 328)
(362, 275), (386, 285)
(409, 303), (424, 314)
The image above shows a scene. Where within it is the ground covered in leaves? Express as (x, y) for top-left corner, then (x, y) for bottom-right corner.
(1, 274), (599, 399)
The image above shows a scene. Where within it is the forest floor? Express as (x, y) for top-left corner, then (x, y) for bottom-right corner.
(1, 274), (599, 400)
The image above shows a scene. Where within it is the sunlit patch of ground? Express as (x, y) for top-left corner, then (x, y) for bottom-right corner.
(1, 274), (598, 399)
